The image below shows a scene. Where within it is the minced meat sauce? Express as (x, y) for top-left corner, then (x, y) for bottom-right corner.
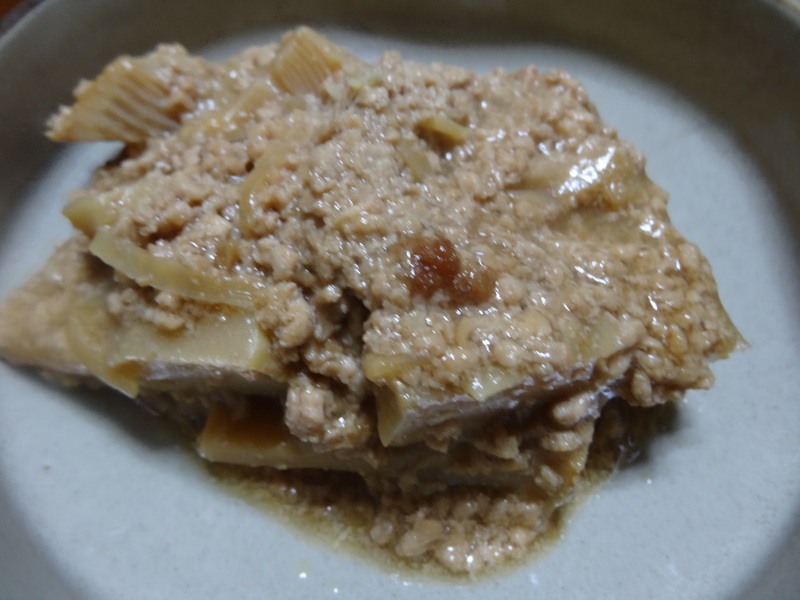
(0, 27), (743, 574)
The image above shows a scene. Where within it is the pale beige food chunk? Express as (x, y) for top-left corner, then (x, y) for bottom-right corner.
(0, 27), (743, 574)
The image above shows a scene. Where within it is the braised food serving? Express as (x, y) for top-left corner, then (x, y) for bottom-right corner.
(0, 28), (743, 573)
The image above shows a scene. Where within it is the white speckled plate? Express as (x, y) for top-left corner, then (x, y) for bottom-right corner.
(1, 1), (799, 598)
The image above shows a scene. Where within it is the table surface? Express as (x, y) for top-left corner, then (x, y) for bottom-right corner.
(1, 0), (29, 23)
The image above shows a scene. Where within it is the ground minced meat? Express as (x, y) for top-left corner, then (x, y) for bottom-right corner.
(0, 27), (743, 574)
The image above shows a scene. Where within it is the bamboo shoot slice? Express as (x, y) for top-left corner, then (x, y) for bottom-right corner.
(62, 193), (117, 236)
(396, 139), (432, 182)
(0, 237), (90, 375)
(88, 228), (264, 307)
(270, 27), (346, 95)
(63, 179), (170, 237)
(65, 289), (140, 397)
(48, 55), (184, 142)
(416, 115), (470, 144)
(197, 400), (364, 471)
(375, 374), (532, 447)
(363, 352), (426, 381)
(238, 140), (292, 233)
(111, 310), (278, 377)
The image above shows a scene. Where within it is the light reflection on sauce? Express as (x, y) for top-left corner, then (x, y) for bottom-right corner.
(558, 146), (617, 196)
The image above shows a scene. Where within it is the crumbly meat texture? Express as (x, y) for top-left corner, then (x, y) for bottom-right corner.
(0, 28), (742, 574)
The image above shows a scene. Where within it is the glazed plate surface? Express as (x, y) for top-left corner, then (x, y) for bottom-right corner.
(0, 1), (798, 598)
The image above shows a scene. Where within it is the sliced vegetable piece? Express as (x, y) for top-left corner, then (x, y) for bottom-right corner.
(88, 227), (264, 307)
(197, 399), (365, 471)
(238, 140), (292, 233)
(375, 374), (531, 447)
(65, 289), (140, 397)
(0, 237), (90, 374)
(47, 54), (185, 142)
(396, 139), (432, 182)
(362, 352), (426, 381)
(270, 27), (346, 95)
(63, 193), (117, 236)
(465, 368), (525, 402)
(112, 309), (278, 376)
(559, 312), (633, 363)
(416, 115), (470, 144)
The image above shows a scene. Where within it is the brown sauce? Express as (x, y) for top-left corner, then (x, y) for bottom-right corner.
(204, 398), (677, 579)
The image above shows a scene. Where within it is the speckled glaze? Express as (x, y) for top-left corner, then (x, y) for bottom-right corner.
(0, 1), (798, 599)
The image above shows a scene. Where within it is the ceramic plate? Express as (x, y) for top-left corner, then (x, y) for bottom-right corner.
(1, 1), (799, 598)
